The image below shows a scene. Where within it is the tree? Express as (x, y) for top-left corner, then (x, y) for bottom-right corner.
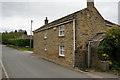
(24, 30), (27, 35)
(2, 29), (27, 44)
(15, 30), (17, 33)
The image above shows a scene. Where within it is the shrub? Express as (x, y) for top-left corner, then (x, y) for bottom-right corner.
(97, 26), (120, 70)
(8, 38), (33, 48)
(110, 61), (120, 70)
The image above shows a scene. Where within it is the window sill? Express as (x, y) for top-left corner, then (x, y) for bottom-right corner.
(59, 55), (65, 57)
(58, 35), (65, 38)
(44, 38), (47, 40)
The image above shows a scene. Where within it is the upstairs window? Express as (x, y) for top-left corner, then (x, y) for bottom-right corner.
(59, 25), (64, 36)
(59, 45), (65, 57)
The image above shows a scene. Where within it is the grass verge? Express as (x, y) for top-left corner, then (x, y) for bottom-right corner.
(6, 45), (33, 51)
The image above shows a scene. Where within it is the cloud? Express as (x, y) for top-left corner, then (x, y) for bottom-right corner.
(2, 2), (31, 17)
(118, 1), (120, 24)
(95, 2), (118, 24)
(0, 3), (2, 31)
(1, 0), (119, 34)
(1, 0), (85, 2)
(1, 1), (86, 34)
(2, 16), (30, 31)
(1, 0), (119, 2)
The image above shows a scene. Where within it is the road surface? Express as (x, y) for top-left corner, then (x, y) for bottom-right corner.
(1, 45), (118, 78)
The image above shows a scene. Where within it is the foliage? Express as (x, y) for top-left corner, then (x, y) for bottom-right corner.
(24, 30), (27, 35)
(110, 61), (120, 70)
(8, 38), (33, 48)
(98, 53), (109, 61)
(0, 33), (2, 44)
(15, 30), (17, 33)
(97, 26), (120, 69)
(2, 29), (28, 44)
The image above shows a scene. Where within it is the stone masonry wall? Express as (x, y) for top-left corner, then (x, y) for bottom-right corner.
(34, 22), (74, 66)
(74, 7), (107, 68)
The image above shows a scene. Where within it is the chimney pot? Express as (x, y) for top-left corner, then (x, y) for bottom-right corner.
(45, 17), (48, 25)
(87, 0), (94, 8)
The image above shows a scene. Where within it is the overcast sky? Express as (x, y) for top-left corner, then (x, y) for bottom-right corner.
(0, 0), (119, 34)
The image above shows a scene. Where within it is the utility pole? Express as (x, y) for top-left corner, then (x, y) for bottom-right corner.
(30, 20), (33, 49)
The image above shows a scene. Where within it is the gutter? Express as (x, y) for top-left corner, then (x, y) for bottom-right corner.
(87, 41), (93, 68)
(73, 19), (76, 67)
(34, 19), (73, 33)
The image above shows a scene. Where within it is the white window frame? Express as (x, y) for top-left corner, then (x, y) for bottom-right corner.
(59, 25), (64, 36)
(44, 32), (47, 39)
(59, 45), (65, 57)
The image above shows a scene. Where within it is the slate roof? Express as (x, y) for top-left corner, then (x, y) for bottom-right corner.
(33, 8), (87, 33)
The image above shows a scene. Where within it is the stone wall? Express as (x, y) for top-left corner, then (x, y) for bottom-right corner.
(74, 7), (107, 68)
(34, 22), (74, 66)
(75, 48), (87, 68)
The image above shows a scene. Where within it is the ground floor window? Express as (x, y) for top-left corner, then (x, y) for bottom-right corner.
(59, 45), (65, 57)
(44, 45), (47, 52)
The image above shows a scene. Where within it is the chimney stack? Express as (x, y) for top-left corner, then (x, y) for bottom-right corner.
(45, 17), (48, 25)
(87, 0), (94, 8)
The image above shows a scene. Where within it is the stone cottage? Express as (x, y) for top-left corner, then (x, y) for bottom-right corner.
(33, 0), (113, 68)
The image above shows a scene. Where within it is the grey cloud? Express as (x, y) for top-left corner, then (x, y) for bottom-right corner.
(1, 0), (119, 2)
(1, 0), (119, 34)
(2, 1), (85, 18)
(118, 1), (120, 24)
(2, 2), (31, 17)
(96, 2), (118, 24)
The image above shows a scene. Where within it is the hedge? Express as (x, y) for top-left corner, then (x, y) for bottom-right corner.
(8, 38), (33, 48)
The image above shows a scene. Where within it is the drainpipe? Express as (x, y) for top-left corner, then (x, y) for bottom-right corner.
(73, 19), (76, 67)
(88, 41), (93, 68)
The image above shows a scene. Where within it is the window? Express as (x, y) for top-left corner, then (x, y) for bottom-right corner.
(59, 25), (64, 36)
(44, 32), (47, 39)
(45, 46), (47, 52)
(59, 45), (65, 57)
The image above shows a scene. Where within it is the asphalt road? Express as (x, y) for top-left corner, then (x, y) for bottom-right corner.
(1, 45), (92, 78)
(1, 45), (118, 78)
